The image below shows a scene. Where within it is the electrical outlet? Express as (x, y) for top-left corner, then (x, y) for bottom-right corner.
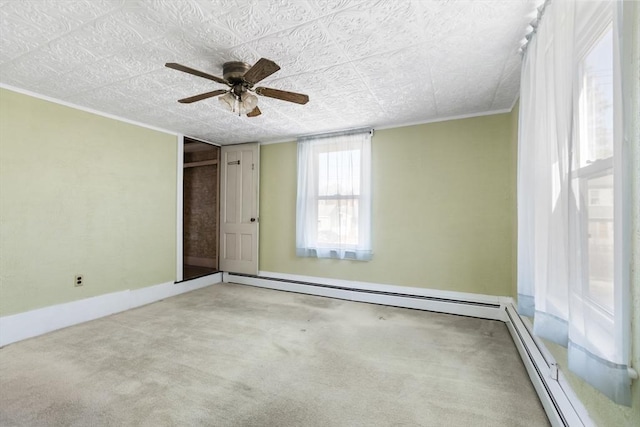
(74, 275), (83, 287)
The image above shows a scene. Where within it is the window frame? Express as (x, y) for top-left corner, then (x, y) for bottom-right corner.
(313, 143), (362, 250)
(575, 21), (615, 315)
(571, 0), (626, 356)
(296, 130), (373, 261)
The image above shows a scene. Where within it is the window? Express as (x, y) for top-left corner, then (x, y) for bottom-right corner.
(574, 24), (615, 313)
(564, 3), (631, 402)
(296, 130), (372, 261)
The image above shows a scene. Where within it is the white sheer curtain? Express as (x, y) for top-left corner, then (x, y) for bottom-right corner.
(296, 129), (372, 261)
(517, 0), (632, 405)
(517, 0), (575, 347)
(566, 0), (634, 405)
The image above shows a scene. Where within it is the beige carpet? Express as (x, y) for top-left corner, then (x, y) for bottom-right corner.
(0, 283), (549, 426)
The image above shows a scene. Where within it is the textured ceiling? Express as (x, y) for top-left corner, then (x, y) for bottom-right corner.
(0, 0), (538, 145)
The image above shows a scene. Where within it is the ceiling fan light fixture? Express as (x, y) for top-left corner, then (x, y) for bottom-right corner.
(218, 92), (236, 112)
(239, 92), (258, 115)
(219, 90), (258, 116)
(167, 58), (308, 117)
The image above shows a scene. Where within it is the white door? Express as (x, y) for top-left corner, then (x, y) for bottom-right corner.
(220, 143), (259, 275)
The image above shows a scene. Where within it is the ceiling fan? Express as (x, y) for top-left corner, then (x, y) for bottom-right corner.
(165, 58), (309, 117)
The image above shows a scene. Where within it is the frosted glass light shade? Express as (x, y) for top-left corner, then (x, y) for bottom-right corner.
(218, 92), (235, 111)
(218, 91), (258, 115)
(239, 92), (258, 114)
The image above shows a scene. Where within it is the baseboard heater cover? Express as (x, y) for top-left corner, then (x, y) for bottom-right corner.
(504, 304), (592, 427)
(224, 272), (504, 321)
(230, 272), (499, 307)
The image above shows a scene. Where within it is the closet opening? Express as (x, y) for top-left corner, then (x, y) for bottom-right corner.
(182, 137), (220, 280)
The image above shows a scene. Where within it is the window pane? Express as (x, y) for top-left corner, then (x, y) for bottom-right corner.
(317, 199), (359, 246)
(578, 27), (613, 167)
(576, 26), (615, 314)
(318, 149), (360, 196)
(586, 173), (614, 313)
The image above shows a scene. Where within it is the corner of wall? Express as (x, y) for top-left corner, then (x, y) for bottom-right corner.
(510, 99), (520, 301)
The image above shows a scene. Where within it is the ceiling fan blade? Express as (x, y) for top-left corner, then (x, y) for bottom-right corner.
(247, 106), (261, 117)
(165, 63), (228, 85)
(178, 90), (227, 104)
(243, 58), (281, 85)
(255, 87), (309, 105)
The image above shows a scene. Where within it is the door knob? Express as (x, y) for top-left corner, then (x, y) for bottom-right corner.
(250, 218), (256, 222)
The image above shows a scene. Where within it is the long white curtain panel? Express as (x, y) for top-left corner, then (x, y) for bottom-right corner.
(517, 0), (634, 406)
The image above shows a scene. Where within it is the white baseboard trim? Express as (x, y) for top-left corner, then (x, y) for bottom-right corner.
(224, 270), (593, 427)
(0, 272), (222, 347)
(224, 271), (509, 321)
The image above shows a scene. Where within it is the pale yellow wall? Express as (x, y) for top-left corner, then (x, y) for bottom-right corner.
(260, 113), (516, 296)
(0, 88), (177, 316)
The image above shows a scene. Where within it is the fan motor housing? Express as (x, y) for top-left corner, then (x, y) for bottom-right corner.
(223, 61), (251, 84)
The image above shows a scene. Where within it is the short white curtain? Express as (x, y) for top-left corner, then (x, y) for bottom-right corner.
(296, 130), (372, 261)
(517, 0), (632, 405)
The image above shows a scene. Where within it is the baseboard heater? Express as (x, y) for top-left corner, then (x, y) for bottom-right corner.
(224, 272), (504, 321)
(224, 271), (593, 427)
(504, 304), (592, 427)
(231, 272), (498, 307)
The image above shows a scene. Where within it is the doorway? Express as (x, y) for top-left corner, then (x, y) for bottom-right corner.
(183, 138), (220, 280)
